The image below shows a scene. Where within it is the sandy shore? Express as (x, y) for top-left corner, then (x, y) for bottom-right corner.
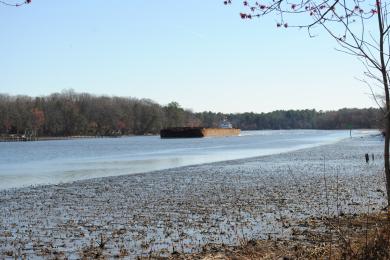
(0, 135), (387, 259)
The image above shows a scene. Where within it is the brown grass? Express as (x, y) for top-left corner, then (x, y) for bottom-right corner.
(168, 211), (390, 260)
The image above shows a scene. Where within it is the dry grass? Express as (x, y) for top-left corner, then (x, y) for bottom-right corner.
(169, 211), (390, 260)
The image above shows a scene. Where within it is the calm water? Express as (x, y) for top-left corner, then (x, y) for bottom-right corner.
(0, 130), (376, 189)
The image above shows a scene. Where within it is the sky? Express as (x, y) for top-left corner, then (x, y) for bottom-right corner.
(0, 0), (378, 113)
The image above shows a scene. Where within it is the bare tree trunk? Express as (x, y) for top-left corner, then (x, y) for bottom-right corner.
(377, 4), (390, 209)
(385, 116), (390, 208)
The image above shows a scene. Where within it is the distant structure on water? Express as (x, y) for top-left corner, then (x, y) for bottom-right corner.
(160, 120), (240, 138)
(0, 129), (38, 142)
(219, 120), (233, 129)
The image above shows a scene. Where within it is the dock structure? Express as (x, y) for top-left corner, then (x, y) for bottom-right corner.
(0, 129), (38, 142)
(160, 127), (240, 138)
(0, 135), (37, 142)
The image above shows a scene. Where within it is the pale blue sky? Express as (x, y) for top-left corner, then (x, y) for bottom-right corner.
(0, 0), (376, 113)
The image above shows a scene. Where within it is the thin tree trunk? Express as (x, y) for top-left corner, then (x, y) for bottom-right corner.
(385, 116), (390, 208)
(376, 3), (390, 208)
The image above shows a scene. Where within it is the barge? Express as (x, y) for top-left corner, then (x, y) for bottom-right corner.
(160, 121), (240, 138)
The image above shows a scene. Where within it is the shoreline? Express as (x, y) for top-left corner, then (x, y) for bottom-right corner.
(0, 135), (387, 259)
(0, 135), (139, 142)
(0, 129), (377, 143)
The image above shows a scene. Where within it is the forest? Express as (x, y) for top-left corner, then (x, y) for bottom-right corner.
(0, 90), (382, 137)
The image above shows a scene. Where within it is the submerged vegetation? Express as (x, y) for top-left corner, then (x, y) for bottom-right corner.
(0, 90), (381, 137)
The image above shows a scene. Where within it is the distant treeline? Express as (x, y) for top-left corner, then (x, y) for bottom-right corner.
(0, 90), (382, 136)
(225, 108), (381, 130)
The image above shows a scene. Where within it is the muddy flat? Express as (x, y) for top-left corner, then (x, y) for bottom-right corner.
(0, 135), (386, 259)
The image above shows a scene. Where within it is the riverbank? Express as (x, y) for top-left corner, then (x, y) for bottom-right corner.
(0, 135), (386, 259)
(0, 135), (131, 142)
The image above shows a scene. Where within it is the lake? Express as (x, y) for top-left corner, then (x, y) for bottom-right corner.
(0, 129), (377, 189)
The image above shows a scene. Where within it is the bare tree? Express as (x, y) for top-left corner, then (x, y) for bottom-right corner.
(226, 0), (390, 207)
(0, 0), (30, 7)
